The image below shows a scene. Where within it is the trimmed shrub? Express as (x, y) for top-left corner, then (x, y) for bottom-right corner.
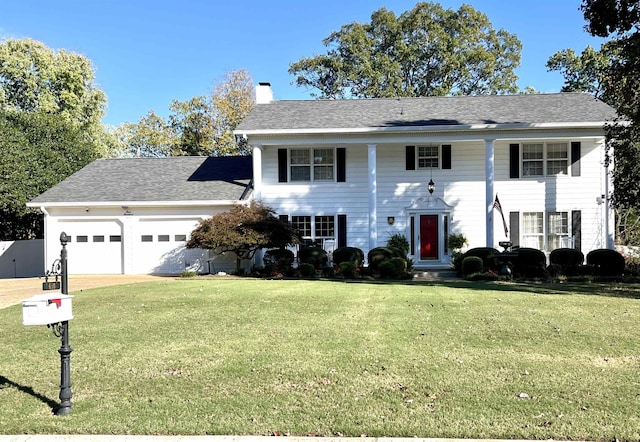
(299, 262), (316, 277)
(461, 256), (483, 276)
(587, 249), (625, 276)
(386, 234), (410, 256)
(368, 246), (404, 271)
(513, 247), (547, 278)
(378, 261), (398, 278)
(458, 247), (499, 275)
(390, 257), (408, 277)
(333, 247), (365, 267)
(337, 261), (358, 278)
(549, 248), (584, 276)
(263, 249), (295, 267)
(298, 246), (328, 270)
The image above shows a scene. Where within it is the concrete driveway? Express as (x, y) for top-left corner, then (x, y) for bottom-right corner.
(0, 274), (167, 309)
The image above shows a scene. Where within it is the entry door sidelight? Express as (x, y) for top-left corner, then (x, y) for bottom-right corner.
(420, 215), (439, 260)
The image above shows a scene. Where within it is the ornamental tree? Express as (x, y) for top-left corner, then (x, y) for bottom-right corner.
(186, 202), (299, 273)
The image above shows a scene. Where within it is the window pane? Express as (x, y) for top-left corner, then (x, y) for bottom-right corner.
(547, 160), (568, 175)
(292, 216), (311, 237)
(315, 216), (335, 238)
(158, 235), (170, 242)
(523, 161), (543, 176)
(109, 235), (122, 242)
(290, 165), (311, 181)
(314, 149), (333, 165)
(547, 143), (568, 159)
(547, 212), (568, 251)
(522, 144), (543, 159)
(93, 235), (104, 243)
(175, 234), (187, 242)
(417, 145), (439, 169)
(141, 235), (153, 242)
(290, 150), (310, 165)
(522, 212), (543, 249)
(77, 236), (88, 243)
(313, 165), (334, 180)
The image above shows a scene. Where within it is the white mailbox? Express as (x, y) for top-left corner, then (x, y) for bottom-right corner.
(22, 293), (74, 326)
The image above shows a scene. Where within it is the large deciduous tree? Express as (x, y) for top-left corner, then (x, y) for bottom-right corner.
(120, 69), (254, 157)
(0, 110), (100, 239)
(186, 202), (299, 273)
(288, 2), (521, 98)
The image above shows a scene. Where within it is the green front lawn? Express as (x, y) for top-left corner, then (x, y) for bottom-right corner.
(1, 278), (638, 440)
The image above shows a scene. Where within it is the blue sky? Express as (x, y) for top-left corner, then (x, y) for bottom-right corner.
(2, 0), (605, 127)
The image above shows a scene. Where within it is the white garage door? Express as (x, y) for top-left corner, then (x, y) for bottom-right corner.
(131, 219), (207, 274)
(64, 220), (123, 274)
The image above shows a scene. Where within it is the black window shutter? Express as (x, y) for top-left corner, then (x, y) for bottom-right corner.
(337, 214), (347, 248)
(509, 212), (519, 246)
(571, 142), (581, 177)
(441, 144), (452, 169)
(406, 146), (416, 170)
(278, 149), (287, 182)
(572, 210), (582, 251)
(337, 148), (346, 182)
(509, 144), (520, 178)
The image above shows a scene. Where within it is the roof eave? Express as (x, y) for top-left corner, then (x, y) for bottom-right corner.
(27, 200), (248, 209)
(235, 121), (608, 137)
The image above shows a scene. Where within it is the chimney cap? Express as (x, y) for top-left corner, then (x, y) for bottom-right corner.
(258, 82), (271, 86)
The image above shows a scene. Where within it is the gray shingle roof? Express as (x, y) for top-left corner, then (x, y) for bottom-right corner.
(29, 156), (252, 205)
(236, 93), (617, 132)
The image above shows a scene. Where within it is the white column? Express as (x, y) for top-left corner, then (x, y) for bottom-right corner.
(485, 139), (495, 248)
(252, 145), (263, 200)
(368, 144), (377, 253)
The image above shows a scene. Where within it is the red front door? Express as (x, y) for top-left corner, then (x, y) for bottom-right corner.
(420, 215), (439, 260)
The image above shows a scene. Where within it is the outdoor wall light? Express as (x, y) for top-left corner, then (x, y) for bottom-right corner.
(428, 179), (435, 195)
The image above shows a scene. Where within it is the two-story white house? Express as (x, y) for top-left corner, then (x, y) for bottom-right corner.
(28, 84), (617, 274)
(236, 83), (617, 269)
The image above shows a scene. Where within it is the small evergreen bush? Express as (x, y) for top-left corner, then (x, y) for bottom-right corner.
(333, 247), (365, 266)
(378, 261), (398, 278)
(458, 248), (499, 274)
(368, 246), (404, 271)
(587, 249), (625, 276)
(337, 261), (358, 278)
(299, 262), (316, 277)
(513, 247), (547, 278)
(386, 233), (410, 256)
(549, 248), (584, 276)
(298, 246), (328, 270)
(462, 256), (483, 276)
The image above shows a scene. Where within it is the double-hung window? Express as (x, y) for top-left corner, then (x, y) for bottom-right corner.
(547, 212), (569, 250)
(522, 212), (544, 249)
(291, 214), (335, 247)
(418, 146), (439, 169)
(522, 142), (568, 177)
(290, 148), (334, 181)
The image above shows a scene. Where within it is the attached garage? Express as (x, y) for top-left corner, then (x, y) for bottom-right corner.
(28, 156), (252, 275)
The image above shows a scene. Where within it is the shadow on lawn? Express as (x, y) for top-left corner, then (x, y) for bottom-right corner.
(0, 375), (58, 411)
(320, 277), (640, 300)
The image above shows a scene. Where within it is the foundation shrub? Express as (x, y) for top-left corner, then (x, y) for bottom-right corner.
(298, 246), (328, 270)
(458, 247), (499, 275)
(332, 247), (365, 266)
(461, 256), (483, 276)
(549, 248), (584, 276)
(299, 262), (316, 277)
(587, 249), (625, 276)
(368, 246), (404, 271)
(513, 247), (547, 278)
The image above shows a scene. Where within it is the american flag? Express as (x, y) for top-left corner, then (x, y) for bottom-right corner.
(493, 194), (509, 237)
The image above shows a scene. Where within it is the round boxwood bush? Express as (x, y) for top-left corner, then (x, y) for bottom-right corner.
(333, 246), (365, 267)
(367, 246), (404, 271)
(549, 248), (584, 276)
(263, 249), (295, 267)
(513, 247), (547, 278)
(299, 262), (316, 277)
(298, 246), (328, 270)
(337, 261), (358, 278)
(378, 261), (398, 278)
(457, 247), (499, 274)
(587, 248), (625, 276)
(461, 256), (483, 276)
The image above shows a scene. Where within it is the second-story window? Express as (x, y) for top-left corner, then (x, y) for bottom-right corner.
(418, 146), (439, 169)
(290, 148), (334, 181)
(522, 142), (568, 177)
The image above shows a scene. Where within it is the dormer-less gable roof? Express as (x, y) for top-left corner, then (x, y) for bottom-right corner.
(28, 156), (252, 206)
(236, 93), (616, 135)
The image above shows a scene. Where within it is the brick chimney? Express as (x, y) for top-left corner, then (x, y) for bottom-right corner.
(255, 82), (273, 104)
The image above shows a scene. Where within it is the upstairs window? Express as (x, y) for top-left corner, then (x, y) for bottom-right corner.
(418, 146), (439, 169)
(522, 142), (568, 177)
(290, 148), (334, 181)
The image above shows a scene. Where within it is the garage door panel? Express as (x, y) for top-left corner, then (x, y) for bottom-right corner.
(62, 221), (123, 274)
